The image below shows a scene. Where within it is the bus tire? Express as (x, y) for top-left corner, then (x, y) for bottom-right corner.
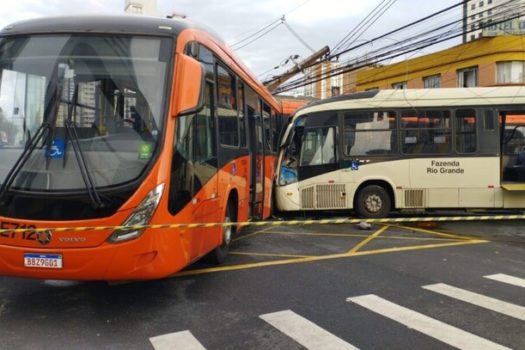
(205, 200), (236, 264)
(355, 185), (391, 218)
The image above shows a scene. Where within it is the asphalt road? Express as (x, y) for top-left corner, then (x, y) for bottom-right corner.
(0, 220), (524, 350)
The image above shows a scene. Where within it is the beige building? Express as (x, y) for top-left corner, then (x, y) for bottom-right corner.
(124, 0), (160, 16)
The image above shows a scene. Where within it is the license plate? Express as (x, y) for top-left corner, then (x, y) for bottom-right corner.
(24, 253), (63, 269)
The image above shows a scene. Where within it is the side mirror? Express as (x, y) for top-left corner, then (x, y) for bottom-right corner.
(173, 54), (205, 116)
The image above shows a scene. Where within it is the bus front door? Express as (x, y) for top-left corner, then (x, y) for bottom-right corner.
(248, 108), (264, 219)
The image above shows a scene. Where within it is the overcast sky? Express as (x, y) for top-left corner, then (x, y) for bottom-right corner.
(0, 0), (462, 81)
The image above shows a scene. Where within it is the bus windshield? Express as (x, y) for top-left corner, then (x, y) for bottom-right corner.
(0, 34), (171, 191)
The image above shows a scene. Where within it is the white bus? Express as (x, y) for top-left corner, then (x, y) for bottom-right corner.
(275, 87), (525, 218)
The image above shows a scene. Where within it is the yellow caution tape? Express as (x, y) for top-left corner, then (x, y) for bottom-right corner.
(0, 214), (524, 234)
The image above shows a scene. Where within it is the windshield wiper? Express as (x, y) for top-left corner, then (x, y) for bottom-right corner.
(0, 123), (50, 205)
(64, 83), (105, 209)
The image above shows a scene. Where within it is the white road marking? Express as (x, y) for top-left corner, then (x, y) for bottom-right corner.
(347, 294), (510, 350)
(484, 273), (525, 288)
(149, 330), (206, 350)
(260, 309), (359, 350)
(423, 283), (525, 321)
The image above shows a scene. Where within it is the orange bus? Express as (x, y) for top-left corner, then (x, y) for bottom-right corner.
(0, 15), (283, 280)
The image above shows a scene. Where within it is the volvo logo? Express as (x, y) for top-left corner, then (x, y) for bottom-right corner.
(36, 231), (52, 245)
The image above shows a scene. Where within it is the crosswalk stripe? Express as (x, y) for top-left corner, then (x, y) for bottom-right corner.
(260, 309), (359, 350)
(149, 330), (206, 350)
(484, 273), (525, 288)
(422, 283), (525, 321)
(347, 294), (510, 350)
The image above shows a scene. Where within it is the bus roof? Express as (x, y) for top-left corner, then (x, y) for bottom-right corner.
(294, 87), (525, 118)
(0, 14), (221, 41)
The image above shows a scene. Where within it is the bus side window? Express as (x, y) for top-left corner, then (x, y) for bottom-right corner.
(217, 63), (239, 146)
(263, 103), (273, 153)
(455, 109), (477, 153)
(401, 110), (451, 154)
(300, 127), (336, 166)
(344, 111), (396, 156)
(237, 80), (246, 147)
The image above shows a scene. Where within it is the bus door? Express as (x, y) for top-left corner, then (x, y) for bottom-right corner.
(169, 82), (219, 260)
(290, 112), (339, 210)
(500, 110), (525, 186)
(247, 104), (264, 219)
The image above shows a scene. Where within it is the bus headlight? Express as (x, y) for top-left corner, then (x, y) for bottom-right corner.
(108, 183), (165, 243)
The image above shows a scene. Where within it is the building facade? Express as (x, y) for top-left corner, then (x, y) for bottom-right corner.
(354, 36), (525, 91)
(124, 0), (160, 16)
(303, 61), (371, 99)
(463, 0), (525, 42)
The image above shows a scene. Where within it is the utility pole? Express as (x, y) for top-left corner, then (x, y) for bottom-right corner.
(264, 46), (330, 93)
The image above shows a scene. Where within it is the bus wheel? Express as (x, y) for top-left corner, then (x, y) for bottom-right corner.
(355, 185), (391, 218)
(206, 201), (236, 264)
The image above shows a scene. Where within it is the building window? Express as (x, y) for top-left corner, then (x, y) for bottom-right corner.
(423, 75), (441, 88)
(331, 86), (341, 97)
(488, 0), (492, 3)
(488, 9), (492, 15)
(479, 1), (484, 7)
(470, 34), (476, 41)
(497, 61), (525, 84)
(471, 3), (476, 10)
(457, 67), (478, 87)
(392, 81), (407, 89)
(130, 5), (142, 13)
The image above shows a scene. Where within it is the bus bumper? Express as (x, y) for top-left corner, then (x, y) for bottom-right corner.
(0, 229), (186, 281)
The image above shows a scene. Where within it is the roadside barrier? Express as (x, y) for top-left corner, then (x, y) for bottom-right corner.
(1, 213), (524, 234)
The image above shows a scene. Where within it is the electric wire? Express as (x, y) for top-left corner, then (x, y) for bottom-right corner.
(332, 0), (398, 56)
(274, 0), (523, 93)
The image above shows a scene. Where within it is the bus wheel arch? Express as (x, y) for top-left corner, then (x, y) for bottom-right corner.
(205, 190), (238, 264)
(354, 181), (394, 218)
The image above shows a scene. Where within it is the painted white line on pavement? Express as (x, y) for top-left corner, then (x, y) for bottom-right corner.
(423, 283), (525, 321)
(484, 273), (525, 289)
(149, 330), (206, 350)
(260, 309), (359, 350)
(347, 294), (510, 350)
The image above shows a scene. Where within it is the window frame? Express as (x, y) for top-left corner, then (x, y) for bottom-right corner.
(216, 62), (240, 147)
(400, 109), (452, 155)
(299, 126), (337, 167)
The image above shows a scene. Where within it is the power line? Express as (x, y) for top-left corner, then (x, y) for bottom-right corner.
(233, 20), (283, 51)
(264, 0), (469, 87)
(332, 0), (398, 55)
(272, 0), (488, 90)
(230, 0), (312, 49)
(231, 18), (282, 48)
(274, 0), (523, 93)
(283, 17), (315, 53)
